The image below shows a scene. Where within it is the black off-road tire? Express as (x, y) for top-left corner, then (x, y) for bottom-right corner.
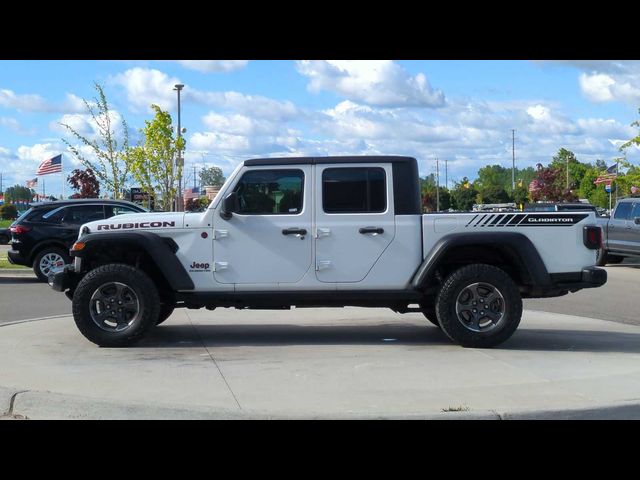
(0, 234), (9, 245)
(156, 303), (175, 325)
(435, 264), (522, 348)
(595, 248), (609, 266)
(607, 254), (624, 264)
(33, 246), (71, 282)
(72, 263), (160, 347)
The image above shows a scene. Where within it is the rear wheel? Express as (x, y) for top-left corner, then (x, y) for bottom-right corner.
(595, 248), (608, 266)
(435, 264), (522, 348)
(72, 264), (160, 347)
(33, 247), (71, 282)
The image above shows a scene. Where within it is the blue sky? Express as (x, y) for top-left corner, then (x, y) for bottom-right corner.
(1, 60), (639, 197)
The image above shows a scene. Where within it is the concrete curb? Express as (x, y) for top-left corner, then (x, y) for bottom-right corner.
(5, 388), (640, 420)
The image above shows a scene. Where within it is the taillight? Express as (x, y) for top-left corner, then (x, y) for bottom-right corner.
(10, 225), (32, 234)
(583, 225), (602, 250)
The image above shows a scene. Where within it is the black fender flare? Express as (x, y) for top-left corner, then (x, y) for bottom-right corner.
(411, 232), (553, 290)
(72, 231), (195, 291)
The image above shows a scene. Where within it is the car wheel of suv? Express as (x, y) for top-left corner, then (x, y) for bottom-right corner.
(72, 263), (160, 347)
(596, 248), (612, 266)
(435, 264), (522, 348)
(0, 234), (9, 245)
(33, 247), (71, 282)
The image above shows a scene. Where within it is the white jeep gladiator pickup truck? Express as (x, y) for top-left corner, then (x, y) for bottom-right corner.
(49, 156), (607, 348)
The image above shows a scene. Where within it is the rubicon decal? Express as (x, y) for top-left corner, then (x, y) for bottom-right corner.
(97, 221), (176, 231)
(465, 213), (589, 228)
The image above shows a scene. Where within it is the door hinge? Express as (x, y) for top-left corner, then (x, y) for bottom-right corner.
(213, 229), (228, 240)
(315, 228), (331, 238)
(316, 260), (332, 271)
(213, 261), (229, 271)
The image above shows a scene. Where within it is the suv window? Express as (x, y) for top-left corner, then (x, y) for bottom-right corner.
(233, 169), (304, 215)
(63, 205), (106, 224)
(631, 202), (640, 220)
(614, 202), (634, 220)
(28, 207), (65, 224)
(322, 167), (386, 213)
(106, 205), (142, 218)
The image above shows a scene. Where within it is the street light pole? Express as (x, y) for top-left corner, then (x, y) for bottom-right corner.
(174, 84), (185, 212)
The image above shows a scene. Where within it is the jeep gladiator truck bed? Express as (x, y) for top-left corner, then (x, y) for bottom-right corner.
(50, 156), (606, 348)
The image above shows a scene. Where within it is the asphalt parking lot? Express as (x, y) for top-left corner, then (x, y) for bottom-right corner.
(1, 245), (640, 419)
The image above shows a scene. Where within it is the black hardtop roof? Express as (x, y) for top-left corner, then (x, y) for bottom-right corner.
(29, 199), (142, 209)
(244, 155), (417, 167)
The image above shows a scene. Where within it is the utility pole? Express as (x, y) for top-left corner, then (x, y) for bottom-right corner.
(512, 129), (516, 191)
(174, 84), (185, 212)
(0, 172), (3, 197)
(444, 159), (448, 190)
(193, 164), (197, 190)
(566, 154), (570, 190)
(436, 157), (440, 212)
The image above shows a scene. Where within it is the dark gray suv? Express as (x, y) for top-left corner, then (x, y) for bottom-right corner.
(596, 197), (640, 265)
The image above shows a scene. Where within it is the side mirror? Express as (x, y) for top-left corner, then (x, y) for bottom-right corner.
(635, 217), (640, 225)
(220, 192), (240, 220)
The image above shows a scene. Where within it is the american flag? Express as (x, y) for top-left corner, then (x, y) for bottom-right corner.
(26, 177), (38, 188)
(36, 154), (62, 175)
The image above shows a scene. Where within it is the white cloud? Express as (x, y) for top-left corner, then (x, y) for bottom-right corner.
(0, 89), (86, 113)
(112, 67), (299, 120)
(111, 67), (180, 111)
(0, 117), (34, 135)
(296, 60), (446, 108)
(175, 60), (248, 73)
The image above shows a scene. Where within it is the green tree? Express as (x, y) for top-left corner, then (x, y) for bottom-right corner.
(512, 183), (529, 208)
(60, 82), (130, 199)
(478, 185), (511, 204)
(4, 185), (35, 203)
(550, 148), (589, 192)
(128, 104), (185, 212)
(199, 166), (226, 188)
(0, 204), (18, 220)
(450, 178), (478, 211)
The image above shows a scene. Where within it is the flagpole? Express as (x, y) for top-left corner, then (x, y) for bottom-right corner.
(61, 154), (65, 200)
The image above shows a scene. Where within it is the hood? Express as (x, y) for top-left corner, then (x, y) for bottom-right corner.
(82, 211), (186, 234)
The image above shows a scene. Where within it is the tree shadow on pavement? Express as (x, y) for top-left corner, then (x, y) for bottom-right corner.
(141, 323), (640, 354)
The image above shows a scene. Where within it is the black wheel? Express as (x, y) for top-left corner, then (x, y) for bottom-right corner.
(33, 246), (71, 282)
(595, 248), (609, 266)
(72, 263), (160, 347)
(0, 234), (9, 245)
(156, 303), (175, 325)
(607, 254), (624, 264)
(435, 264), (522, 348)
(420, 303), (440, 328)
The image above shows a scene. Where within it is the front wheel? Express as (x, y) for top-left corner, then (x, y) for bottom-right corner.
(435, 264), (522, 348)
(72, 264), (160, 347)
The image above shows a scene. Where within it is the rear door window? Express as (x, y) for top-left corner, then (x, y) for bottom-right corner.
(322, 167), (386, 213)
